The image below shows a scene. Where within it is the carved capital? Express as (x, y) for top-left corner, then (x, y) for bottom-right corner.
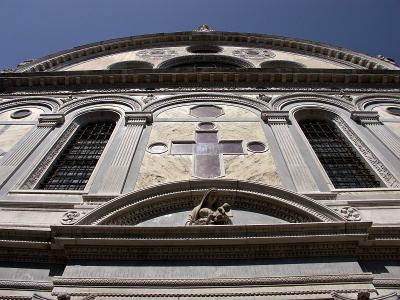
(351, 111), (380, 125)
(38, 114), (65, 127)
(125, 112), (153, 126)
(261, 111), (289, 125)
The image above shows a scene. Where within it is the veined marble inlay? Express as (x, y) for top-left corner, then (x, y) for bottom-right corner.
(135, 121), (281, 190)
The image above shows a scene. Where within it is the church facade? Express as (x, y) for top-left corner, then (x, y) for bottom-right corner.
(0, 25), (400, 299)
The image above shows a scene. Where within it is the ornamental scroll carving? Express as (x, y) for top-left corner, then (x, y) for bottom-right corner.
(61, 210), (84, 225)
(186, 189), (232, 225)
(336, 206), (361, 222)
(332, 116), (400, 188)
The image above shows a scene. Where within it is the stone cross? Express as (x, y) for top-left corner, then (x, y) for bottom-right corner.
(171, 127), (244, 178)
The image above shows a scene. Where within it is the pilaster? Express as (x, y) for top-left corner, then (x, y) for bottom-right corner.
(351, 111), (400, 159)
(0, 114), (64, 188)
(97, 112), (152, 195)
(261, 111), (318, 193)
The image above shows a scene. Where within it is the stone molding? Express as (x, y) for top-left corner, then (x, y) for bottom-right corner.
(37, 114), (65, 127)
(124, 112), (153, 125)
(332, 116), (400, 187)
(13, 31), (397, 72)
(271, 93), (356, 111)
(261, 111), (289, 124)
(2, 70), (400, 92)
(53, 273), (372, 287)
(351, 111), (381, 125)
(58, 95), (141, 114)
(0, 280), (52, 290)
(144, 92), (267, 112)
(0, 96), (61, 112)
(354, 94), (400, 110)
(74, 180), (345, 225)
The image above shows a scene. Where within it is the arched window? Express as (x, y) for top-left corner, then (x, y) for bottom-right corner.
(299, 119), (381, 189)
(38, 121), (116, 190)
(260, 60), (305, 68)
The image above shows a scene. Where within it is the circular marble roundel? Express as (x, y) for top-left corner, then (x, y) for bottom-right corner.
(387, 107), (400, 116)
(11, 109), (32, 119)
(247, 141), (268, 153)
(232, 48), (275, 60)
(147, 142), (168, 154)
(197, 122), (216, 130)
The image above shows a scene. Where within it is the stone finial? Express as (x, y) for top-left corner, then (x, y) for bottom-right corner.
(257, 94), (272, 103)
(376, 54), (397, 65)
(194, 24), (214, 32)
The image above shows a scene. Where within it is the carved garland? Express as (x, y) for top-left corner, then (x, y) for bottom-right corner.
(332, 116), (400, 187)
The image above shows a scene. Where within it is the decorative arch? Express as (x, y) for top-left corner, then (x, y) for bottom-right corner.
(270, 93), (355, 112)
(15, 31), (398, 72)
(59, 94), (143, 114)
(157, 54), (255, 69)
(0, 96), (62, 113)
(76, 180), (345, 225)
(353, 94), (400, 110)
(143, 93), (268, 113)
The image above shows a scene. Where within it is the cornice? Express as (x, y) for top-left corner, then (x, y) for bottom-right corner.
(1, 69), (400, 93)
(13, 31), (399, 72)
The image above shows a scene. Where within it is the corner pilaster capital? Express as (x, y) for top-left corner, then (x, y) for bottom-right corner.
(261, 111), (290, 125)
(125, 112), (153, 126)
(351, 111), (380, 125)
(38, 113), (65, 127)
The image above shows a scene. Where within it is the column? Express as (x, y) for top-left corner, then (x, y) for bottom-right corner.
(0, 114), (65, 188)
(262, 111), (318, 193)
(351, 111), (400, 158)
(98, 112), (152, 195)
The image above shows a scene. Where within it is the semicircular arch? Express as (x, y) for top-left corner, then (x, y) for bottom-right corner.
(270, 93), (355, 112)
(354, 94), (400, 110)
(0, 96), (62, 113)
(59, 94), (143, 114)
(143, 93), (268, 113)
(76, 180), (345, 225)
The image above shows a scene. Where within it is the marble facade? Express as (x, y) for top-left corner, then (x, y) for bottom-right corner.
(0, 28), (399, 299)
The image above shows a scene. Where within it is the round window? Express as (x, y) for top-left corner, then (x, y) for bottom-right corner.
(387, 107), (400, 116)
(11, 109), (32, 119)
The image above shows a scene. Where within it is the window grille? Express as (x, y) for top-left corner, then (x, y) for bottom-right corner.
(299, 120), (381, 189)
(38, 121), (115, 190)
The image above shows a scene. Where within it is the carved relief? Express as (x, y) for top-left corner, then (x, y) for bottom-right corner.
(136, 48), (177, 59)
(186, 189), (232, 225)
(232, 48), (275, 60)
(61, 211), (83, 225)
(333, 116), (400, 188)
(336, 206), (361, 222)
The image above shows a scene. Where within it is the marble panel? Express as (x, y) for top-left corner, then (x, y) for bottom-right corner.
(0, 125), (34, 154)
(0, 209), (66, 226)
(135, 121), (281, 190)
(373, 105), (400, 119)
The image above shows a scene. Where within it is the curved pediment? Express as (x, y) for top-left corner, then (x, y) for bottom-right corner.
(76, 180), (345, 225)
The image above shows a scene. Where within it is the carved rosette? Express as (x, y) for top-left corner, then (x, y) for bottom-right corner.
(232, 48), (275, 60)
(336, 206), (361, 222)
(61, 210), (83, 225)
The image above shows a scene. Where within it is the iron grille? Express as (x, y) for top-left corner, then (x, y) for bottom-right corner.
(299, 120), (381, 189)
(38, 121), (115, 190)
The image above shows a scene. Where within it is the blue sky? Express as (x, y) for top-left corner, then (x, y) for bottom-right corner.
(0, 0), (399, 70)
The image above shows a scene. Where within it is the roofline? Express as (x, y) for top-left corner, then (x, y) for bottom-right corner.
(14, 31), (399, 72)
